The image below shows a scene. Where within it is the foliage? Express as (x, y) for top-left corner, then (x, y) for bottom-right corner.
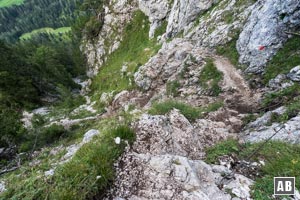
(149, 100), (223, 122)
(154, 20), (167, 38)
(1, 125), (135, 199)
(0, 0), (82, 42)
(264, 36), (300, 83)
(0, 35), (85, 149)
(199, 58), (223, 96)
(0, 0), (24, 7)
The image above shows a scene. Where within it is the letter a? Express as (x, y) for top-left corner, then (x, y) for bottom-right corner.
(277, 181), (284, 191)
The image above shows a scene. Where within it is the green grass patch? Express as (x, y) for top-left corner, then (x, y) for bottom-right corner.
(216, 37), (240, 66)
(205, 139), (240, 163)
(0, 0), (23, 7)
(264, 36), (300, 83)
(166, 80), (181, 97)
(199, 58), (223, 96)
(206, 140), (300, 199)
(222, 10), (234, 24)
(20, 27), (71, 40)
(91, 10), (161, 104)
(149, 100), (223, 122)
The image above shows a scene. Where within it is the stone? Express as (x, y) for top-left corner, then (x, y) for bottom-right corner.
(287, 66), (300, 82)
(243, 115), (300, 144)
(82, 129), (100, 143)
(224, 174), (254, 200)
(0, 181), (6, 194)
(44, 169), (55, 177)
(268, 74), (294, 91)
(105, 108), (251, 199)
(246, 106), (286, 129)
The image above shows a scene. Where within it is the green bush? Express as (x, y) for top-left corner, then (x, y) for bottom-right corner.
(40, 125), (67, 145)
(85, 16), (104, 39)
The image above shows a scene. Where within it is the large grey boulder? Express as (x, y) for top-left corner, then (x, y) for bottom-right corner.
(237, 0), (300, 74)
(244, 115), (300, 144)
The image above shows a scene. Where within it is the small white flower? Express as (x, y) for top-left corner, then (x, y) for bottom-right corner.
(115, 137), (121, 144)
(259, 160), (265, 166)
(96, 176), (101, 180)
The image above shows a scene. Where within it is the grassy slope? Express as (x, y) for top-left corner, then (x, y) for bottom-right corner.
(20, 27), (71, 40)
(0, 0), (23, 7)
(91, 10), (161, 108)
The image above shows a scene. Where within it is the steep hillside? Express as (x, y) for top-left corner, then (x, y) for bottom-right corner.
(0, 0), (82, 42)
(0, 0), (300, 199)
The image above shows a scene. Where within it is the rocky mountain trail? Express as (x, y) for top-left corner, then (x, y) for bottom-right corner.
(106, 110), (253, 200)
(102, 38), (263, 199)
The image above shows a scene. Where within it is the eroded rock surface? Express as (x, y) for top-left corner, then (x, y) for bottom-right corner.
(108, 109), (253, 199)
(237, 0), (300, 73)
(83, 0), (137, 77)
(244, 115), (300, 144)
(138, 0), (169, 37)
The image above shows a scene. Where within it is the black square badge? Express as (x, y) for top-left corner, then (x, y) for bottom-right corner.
(274, 177), (295, 195)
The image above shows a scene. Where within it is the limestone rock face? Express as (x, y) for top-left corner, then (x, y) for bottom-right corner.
(132, 110), (235, 159)
(187, 0), (254, 48)
(166, 0), (215, 37)
(82, 0), (137, 77)
(134, 38), (209, 92)
(138, 0), (169, 37)
(237, 0), (300, 74)
(243, 115), (300, 144)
